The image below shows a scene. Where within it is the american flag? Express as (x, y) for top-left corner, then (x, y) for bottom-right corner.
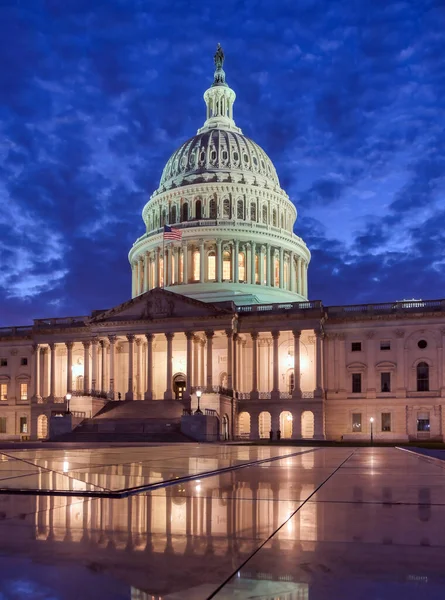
(163, 224), (182, 241)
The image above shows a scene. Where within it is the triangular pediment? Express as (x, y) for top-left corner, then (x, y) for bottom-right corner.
(89, 288), (234, 323)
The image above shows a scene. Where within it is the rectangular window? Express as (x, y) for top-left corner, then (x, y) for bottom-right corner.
(0, 418), (6, 434)
(20, 357), (28, 366)
(0, 384), (6, 401)
(20, 383), (28, 401)
(352, 373), (362, 393)
(351, 342), (362, 352)
(381, 372), (391, 393)
(352, 413), (362, 432)
(417, 412), (430, 432)
(380, 340), (391, 351)
(20, 417), (28, 434)
(0, 359), (7, 367)
(381, 413), (391, 432)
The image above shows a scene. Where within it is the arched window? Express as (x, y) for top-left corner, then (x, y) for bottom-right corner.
(272, 209), (277, 227)
(195, 199), (202, 219)
(192, 249), (200, 281)
(237, 199), (244, 219)
(170, 205), (177, 224)
(280, 213), (284, 228)
(417, 362), (429, 392)
(181, 202), (189, 222)
(223, 198), (231, 219)
(274, 255), (280, 287)
(207, 251), (216, 281)
(262, 205), (268, 223)
(250, 202), (256, 222)
(161, 209), (167, 227)
(209, 198), (217, 219)
(238, 251), (245, 282)
(223, 250), (231, 280)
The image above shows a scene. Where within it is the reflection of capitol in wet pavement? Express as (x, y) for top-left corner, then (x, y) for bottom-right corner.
(0, 446), (444, 599)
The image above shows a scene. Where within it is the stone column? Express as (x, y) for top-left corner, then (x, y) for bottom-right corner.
(91, 338), (98, 392)
(125, 335), (135, 401)
(297, 257), (302, 295)
(182, 242), (188, 284)
(174, 247), (180, 284)
(314, 331), (324, 398)
(131, 263), (136, 297)
(199, 239), (205, 283)
(144, 253), (149, 293)
(164, 333), (174, 399)
(100, 340), (107, 393)
(155, 247), (160, 288)
(259, 245), (264, 285)
(271, 331), (280, 399)
(266, 244), (271, 286)
(233, 334), (238, 392)
(279, 247), (284, 288)
(48, 343), (56, 401)
(108, 335), (116, 399)
(66, 341), (73, 394)
(250, 332), (259, 399)
(135, 260), (140, 295)
(205, 330), (214, 390)
(185, 332), (194, 400)
(216, 239), (222, 283)
(145, 334), (154, 401)
(226, 330), (233, 390)
(136, 338), (142, 400)
(292, 330), (302, 399)
(168, 247), (173, 286)
(32, 344), (41, 402)
(303, 261), (308, 297)
(234, 240), (239, 282)
(83, 341), (91, 395)
(200, 339), (205, 387)
(193, 336), (200, 389)
(250, 242), (256, 284)
(366, 331), (375, 397)
(395, 330), (406, 397)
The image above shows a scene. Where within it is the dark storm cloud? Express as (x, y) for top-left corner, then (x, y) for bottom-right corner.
(1, 0), (445, 324)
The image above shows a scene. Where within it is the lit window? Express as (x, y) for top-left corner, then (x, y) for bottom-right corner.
(20, 383), (28, 401)
(0, 384), (7, 401)
(208, 252), (216, 281)
(352, 373), (362, 393)
(171, 253), (176, 284)
(352, 413), (362, 432)
(380, 340), (391, 351)
(159, 256), (164, 287)
(351, 342), (362, 352)
(223, 250), (231, 281)
(179, 252), (183, 283)
(381, 372), (391, 393)
(255, 253), (259, 283)
(381, 413), (391, 432)
(238, 252), (245, 282)
(274, 256), (279, 287)
(0, 418), (6, 433)
(193, 250), (200, 281)
(20, 417), (28, 434)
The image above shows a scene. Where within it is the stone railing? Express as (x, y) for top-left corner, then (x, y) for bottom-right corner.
(141, 219), (297, 239)
(34, 316), (88, 328)
(327, 299), (445, 317)
(191, 386), (233, 397)
(238, 300), (322, 313)
(237, 391), (315, 400)
(0, 326), (33, 337)
(70, 390), (110, 399)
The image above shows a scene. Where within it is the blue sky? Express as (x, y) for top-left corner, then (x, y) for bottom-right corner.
(1, 0), (444, 325)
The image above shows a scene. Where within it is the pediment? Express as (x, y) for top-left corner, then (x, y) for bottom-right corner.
(89, 288), (233, 323)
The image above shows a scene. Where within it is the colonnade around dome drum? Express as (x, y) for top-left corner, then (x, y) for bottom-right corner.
(131, 236), (308, 298)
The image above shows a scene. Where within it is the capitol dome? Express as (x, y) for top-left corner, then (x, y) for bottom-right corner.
(159, 129), (280, 192)
(129, 44), (311, 306)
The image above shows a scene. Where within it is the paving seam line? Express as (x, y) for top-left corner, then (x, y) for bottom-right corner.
(206, 448), (358, 600)
(0, 447), (321, 499)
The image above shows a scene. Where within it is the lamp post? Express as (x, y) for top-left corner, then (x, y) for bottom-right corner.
(65, 393), (72, 415)
(370, 417), (374, 445)
(195, 389), (203, 415)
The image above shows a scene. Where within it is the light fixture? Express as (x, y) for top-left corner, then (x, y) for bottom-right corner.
(195, 389), (202, 414)
(370, 417), (374, 445)
(65, 393), (72, 414)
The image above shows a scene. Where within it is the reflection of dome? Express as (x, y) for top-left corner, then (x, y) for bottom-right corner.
(159, 129), (280, 191)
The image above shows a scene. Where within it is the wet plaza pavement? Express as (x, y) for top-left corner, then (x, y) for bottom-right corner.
(0, 445), (443, 599)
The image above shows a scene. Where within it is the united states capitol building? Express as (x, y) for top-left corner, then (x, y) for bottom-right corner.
(1, 46), (444, 443)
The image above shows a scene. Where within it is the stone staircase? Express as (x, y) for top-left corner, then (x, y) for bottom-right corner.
(51, 399), (193, 443)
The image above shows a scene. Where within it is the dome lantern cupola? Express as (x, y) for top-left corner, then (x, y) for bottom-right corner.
(198, 43), (241, 135)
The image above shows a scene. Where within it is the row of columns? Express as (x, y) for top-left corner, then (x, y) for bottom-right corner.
(131, 242), (309, 297)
